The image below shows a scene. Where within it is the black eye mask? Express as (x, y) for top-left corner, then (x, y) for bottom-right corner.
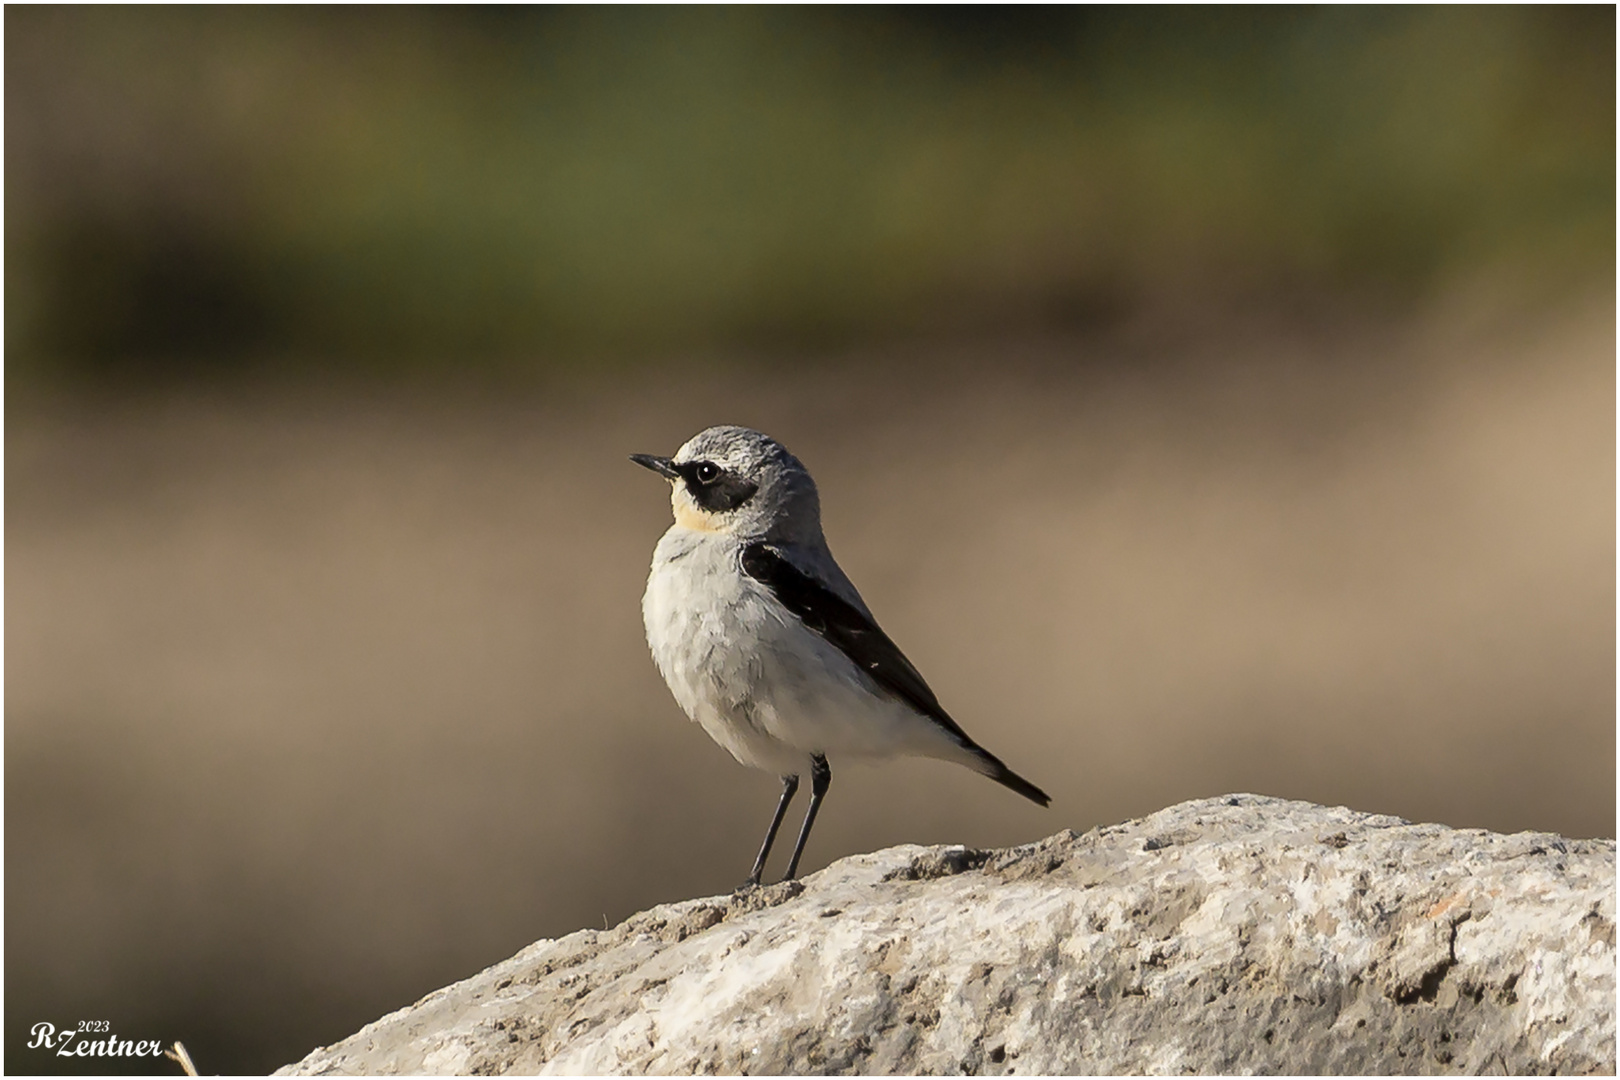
(673, 459), (759, 513)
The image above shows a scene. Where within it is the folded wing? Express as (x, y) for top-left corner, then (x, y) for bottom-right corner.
(740, 542), (1050, 807)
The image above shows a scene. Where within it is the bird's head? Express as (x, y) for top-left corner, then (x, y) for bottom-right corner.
(632, 425), (821, 542)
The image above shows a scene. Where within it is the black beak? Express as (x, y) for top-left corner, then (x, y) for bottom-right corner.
(630, 454), (681, 480)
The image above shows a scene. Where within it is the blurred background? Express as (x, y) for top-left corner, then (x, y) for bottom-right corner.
(5, 6), (1613, 1075)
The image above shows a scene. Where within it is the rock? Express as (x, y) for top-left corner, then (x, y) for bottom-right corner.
(276, 796), (1614, 1075)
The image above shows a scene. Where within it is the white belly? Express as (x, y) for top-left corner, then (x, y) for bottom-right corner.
(641, 527), (964, 776)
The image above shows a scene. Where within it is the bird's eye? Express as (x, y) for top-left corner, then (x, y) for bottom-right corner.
(694, 462), (721, 485)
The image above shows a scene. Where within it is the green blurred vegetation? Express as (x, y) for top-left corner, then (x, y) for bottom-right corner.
(6, 6), (1613, 382)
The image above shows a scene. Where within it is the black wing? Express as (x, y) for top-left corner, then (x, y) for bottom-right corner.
(740, 542), (1050, 806)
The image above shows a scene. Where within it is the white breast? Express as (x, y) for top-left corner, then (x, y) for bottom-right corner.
(641, 526), (968, 776)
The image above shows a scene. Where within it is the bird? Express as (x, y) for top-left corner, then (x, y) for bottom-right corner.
(631, 425), (1049, 887)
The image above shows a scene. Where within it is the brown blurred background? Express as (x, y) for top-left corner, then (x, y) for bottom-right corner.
(5, 7), (1614, 1076)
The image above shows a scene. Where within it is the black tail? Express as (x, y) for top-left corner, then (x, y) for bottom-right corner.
(968, 745), (1051, 807)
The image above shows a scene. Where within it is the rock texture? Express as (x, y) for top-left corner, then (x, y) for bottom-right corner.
(279, 796), (1615, 1075)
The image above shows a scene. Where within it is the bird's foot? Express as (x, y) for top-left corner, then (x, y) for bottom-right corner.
(726, 878), (806, 914)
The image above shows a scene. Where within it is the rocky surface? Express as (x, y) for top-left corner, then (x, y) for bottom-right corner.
(278, 796), (1615, 1075)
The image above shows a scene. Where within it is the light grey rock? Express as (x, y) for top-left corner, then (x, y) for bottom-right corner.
(277, 796), (1615, 1075)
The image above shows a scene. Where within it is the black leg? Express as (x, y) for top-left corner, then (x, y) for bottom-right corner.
(745, 774), (799, 887)
(782, 755), (831, 882)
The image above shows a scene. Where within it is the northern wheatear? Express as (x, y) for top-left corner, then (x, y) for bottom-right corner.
(633, 425), (1049, 886)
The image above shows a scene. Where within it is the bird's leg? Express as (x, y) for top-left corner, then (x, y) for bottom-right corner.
(744, 774), (799, 888)
(781, 755), (831, 882)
